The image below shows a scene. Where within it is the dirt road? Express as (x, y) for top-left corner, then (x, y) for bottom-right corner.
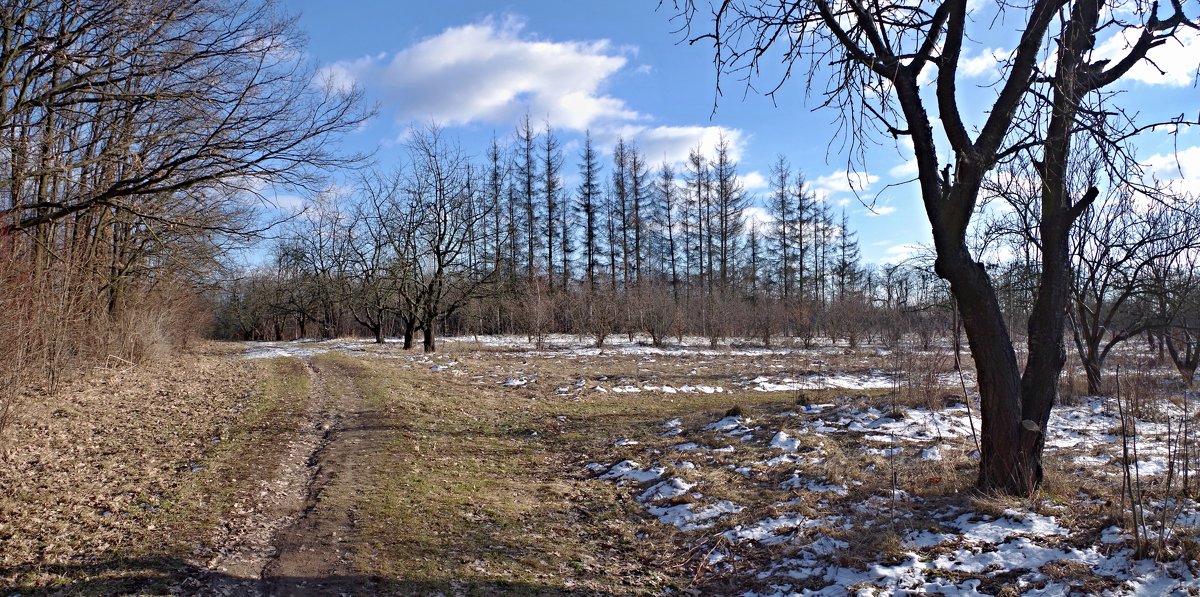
(194, 351), (672, 595)
(200, 358), (387, 595)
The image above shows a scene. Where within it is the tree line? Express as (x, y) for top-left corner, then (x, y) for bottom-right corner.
(214, 115), (1200, 402)
(213, 120), (924, 351)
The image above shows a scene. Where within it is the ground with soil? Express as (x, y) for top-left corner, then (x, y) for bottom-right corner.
(2, 337), (1196, 595)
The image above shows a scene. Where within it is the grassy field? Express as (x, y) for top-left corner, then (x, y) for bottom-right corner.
(2, 337), (1197, 595)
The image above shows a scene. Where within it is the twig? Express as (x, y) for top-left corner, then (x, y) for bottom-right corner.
(953, 323), (980, 455)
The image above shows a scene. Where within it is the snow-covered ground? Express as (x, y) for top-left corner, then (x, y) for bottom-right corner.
(240, 336), (1199, 593)
(592, 398), (1200, 595)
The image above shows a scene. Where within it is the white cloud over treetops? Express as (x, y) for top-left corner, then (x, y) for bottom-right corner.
(319, 16), (640, 131)
(740, 170), (768, 191)
(812, 170), (880, 202)
(605, 124), (748, 166)
(743, 206), (774, 228)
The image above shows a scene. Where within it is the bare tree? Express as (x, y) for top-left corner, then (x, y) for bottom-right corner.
(541, 121), (564, 289)
(1070, 190), (1200, 393)
(2, 0), (367, 235)
(711, 135), (746, 292)
(343, 169), (406, 344)
(514, 115), (539, 282)
(404, 125), (497, 352)
(1162, 269), (1200, 387)
(652, 161), (681, 300)
(675, 0), (1198, 494)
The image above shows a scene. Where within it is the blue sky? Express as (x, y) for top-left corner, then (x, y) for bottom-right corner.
(280, 0), (1200, 264)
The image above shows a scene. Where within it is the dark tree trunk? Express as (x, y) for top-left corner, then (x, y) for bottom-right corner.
(936, 246), (1035, 495)
(402, 318), (417, 350)
(1166, 333), (1198, 388)
(1083, 356), (1103, 395)
(423, 323), (436, 353)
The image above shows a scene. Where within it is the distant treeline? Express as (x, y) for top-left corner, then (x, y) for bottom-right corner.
(213, 122), (956, 351)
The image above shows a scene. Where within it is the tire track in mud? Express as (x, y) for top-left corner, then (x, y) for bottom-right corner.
(199, 358), (377, 596)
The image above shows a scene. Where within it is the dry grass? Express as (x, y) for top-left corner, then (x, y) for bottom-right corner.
(3, 337), (1196, 593)
(0, 345), (305, 594)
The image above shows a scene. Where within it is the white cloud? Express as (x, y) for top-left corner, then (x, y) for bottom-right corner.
(958, 47), (1010, 80)
(889, 158), (919, 179)
(813, 169), (880, 201)
(608, 125), (748, 165)
(740, 170), (768, 191)
(865, 205), (896, 217)
(743, 206), (775, 228)
(319, 17), (641, 131)
(1094, 27), (1199, 87)
(1143, 145), (1200, 197)
(882, 242), (925, 263)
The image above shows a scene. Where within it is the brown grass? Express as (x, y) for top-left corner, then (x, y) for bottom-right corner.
(3, 338), (1195, 593)
(0, 346), (301, 594)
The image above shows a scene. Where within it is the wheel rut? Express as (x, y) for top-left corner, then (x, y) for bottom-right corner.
(200, 358), (380, 596)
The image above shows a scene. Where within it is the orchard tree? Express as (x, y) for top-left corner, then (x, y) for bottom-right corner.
(1069, 189), (1200, 394)
(404, 125), (497, 352)
(674, 0), (1197, 494)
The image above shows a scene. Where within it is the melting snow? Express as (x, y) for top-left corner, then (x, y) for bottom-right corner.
(599, 460), (664, 483)
(648, 500), (743, 531)
(639, 478), (696, 502)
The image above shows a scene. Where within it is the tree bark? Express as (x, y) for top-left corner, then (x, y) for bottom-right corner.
(423, 323), (436, 353)
(402, 318), (417, 350)
(1083, 357), (1103, 395)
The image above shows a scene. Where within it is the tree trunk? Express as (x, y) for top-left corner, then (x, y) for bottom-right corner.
(402, 318), (416, 350)
(1166, 333), (1198, 389)
(937, 248), (1038, 495)
(423, 323), (436, 353)
(1083, 357), (1103, 396)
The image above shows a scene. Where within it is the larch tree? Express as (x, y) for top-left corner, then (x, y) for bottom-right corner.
(612, 137), (632, 287)
(541, 120), (564, 290)
(577, 131), (603, 290)
(628, 143), (651, 287)
(674, 0), (1198, 494)
(711, 136), (746, 292)
(766, 155), (796, 299)
(514, 115), (539, 282)
(653, 161), (682, 300)
(793, 171), (813, 305)
(684, 146), (711, 292)
(834, 208), (862, 301)
(486, 135), (511, 283)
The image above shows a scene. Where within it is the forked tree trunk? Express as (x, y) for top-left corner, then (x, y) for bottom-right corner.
(938, 248), (1039, 495)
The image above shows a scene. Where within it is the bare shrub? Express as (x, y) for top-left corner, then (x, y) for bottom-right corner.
(788, 302), (820, 348)
(891, 350), (954, 412)
(578, 286), (621, 348)
(629, 284), (679, 347)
